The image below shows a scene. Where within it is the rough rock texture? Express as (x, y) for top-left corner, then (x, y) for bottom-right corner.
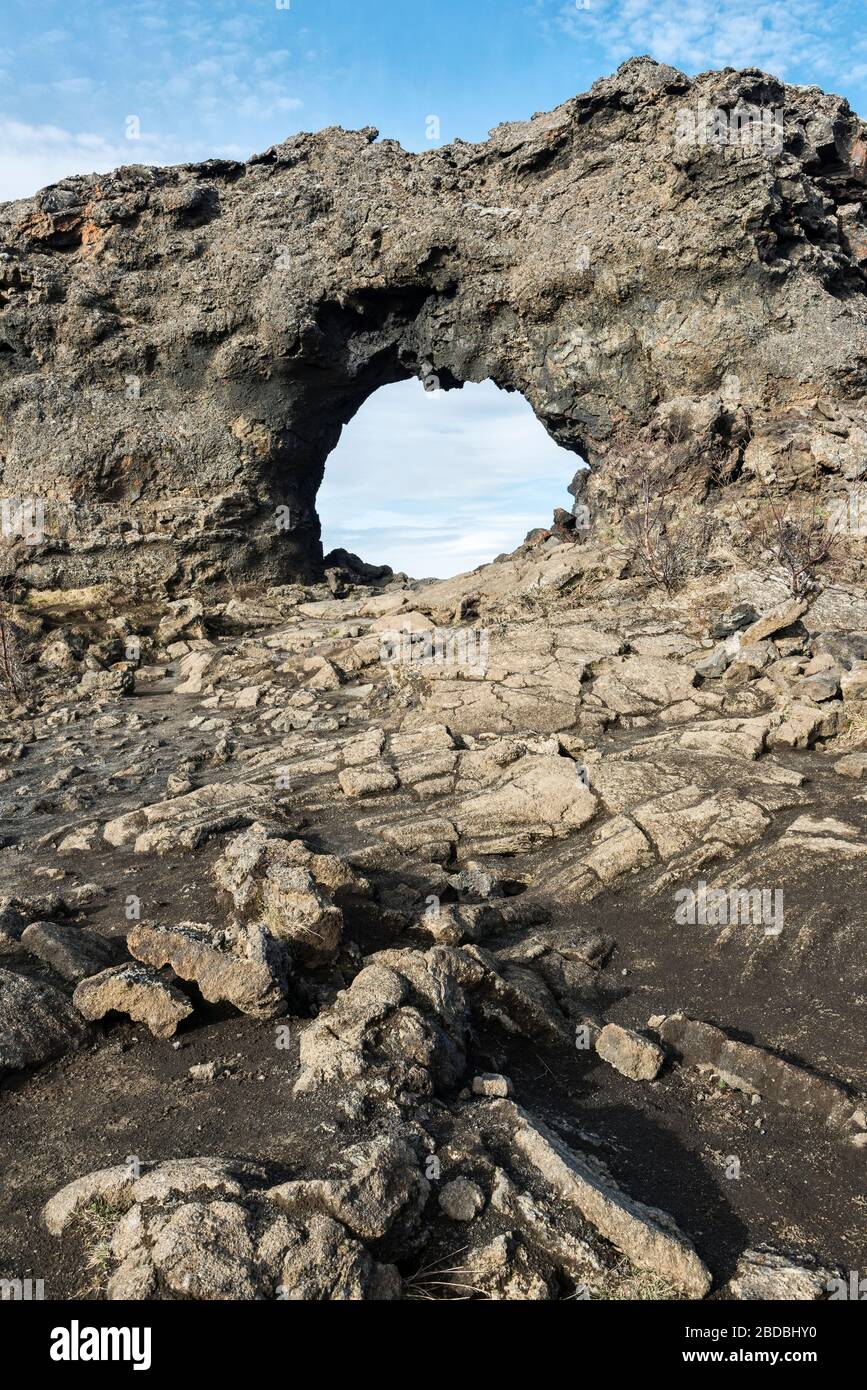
(73, 962), (194, 1039)
(0, 967), (90, 1073)
(43, 1156), (402, 1301)
(2, 57), (867, 597)
(15, 552), (867, 1297)
(3, 59), (867, 1306)
(724, 1249), (837, 1300)
(128, 920), (289, 1019)
(20, 918), (117, 981)
(595, 1022), (665, 1082)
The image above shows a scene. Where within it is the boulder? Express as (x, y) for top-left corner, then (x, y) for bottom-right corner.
(128, 921), (288, 1019)
(73, 963), (193, 1039)
(0, 968), (90, 1073)
(20, 920), (117, 982)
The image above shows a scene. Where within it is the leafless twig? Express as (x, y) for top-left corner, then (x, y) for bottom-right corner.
(735, 476), (842, 596)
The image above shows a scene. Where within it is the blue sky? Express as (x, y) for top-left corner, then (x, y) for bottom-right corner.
(3, 0), (866, 574)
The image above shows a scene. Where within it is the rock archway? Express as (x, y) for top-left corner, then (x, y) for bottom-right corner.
(1, 56), (866, 600)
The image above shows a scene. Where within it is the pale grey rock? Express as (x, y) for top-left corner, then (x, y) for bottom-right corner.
(128, 921), (288, 1019)
(724, 1249), (837, 1301)
(73, 962), (194, 1038)
(658, 1014), (856, 1128)
(595, 1023), (665, 1082)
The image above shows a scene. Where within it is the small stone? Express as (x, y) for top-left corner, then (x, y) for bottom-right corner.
(189, 1061), (218, 1083)
(710, 604), (758, 639)
(694, 645), (730, 679)
(798, 669), (841, 703)
(166, 772), (194, 796)
(438, 1178), (486, 1222)
(129, 921), (289, 1019)
(57, 824), (100, 854)
(472, 1073), (513, 1098)
(595, 1022), (664, 1081)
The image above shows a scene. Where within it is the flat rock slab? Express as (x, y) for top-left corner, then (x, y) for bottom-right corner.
(740, 600), (809, 646)
(0, 968), (91, 1074)
(501, 1101), (712, 1297)
(658, 1014), (858, 1130)
(835, 751), (867, 779)
(104, 782), (271, 854)
(73, 963), (194, 1039)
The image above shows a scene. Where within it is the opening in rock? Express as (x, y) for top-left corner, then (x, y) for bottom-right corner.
(317, 379), (584, 579)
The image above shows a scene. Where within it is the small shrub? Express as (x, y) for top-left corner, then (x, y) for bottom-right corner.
(737, 481), (842, 597)
(0, 608), (25, 704)
(621, 456), (714, 593)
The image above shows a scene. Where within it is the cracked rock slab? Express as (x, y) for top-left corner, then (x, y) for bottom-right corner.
(104, 782), (272, 854)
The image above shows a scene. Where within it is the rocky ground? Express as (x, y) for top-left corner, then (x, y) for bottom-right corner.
(1, 533), (865, 1301)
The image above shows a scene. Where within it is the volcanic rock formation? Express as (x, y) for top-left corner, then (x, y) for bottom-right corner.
(1, 56), (867, 598)
(0, 60), (866, 1305)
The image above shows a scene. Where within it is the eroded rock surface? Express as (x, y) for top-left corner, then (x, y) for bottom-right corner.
(2, 58), (867, 596)
(1, 58), (866, 1305)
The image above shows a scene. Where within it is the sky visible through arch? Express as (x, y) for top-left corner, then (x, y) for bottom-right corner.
(3, 0), (865, 574)
(317, 379), (580, 579)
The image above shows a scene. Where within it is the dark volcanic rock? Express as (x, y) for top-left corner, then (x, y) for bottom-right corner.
(2, 58), (867, 599)
(0, 968), (91, 1073)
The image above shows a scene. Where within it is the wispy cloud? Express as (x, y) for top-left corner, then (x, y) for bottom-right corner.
(554, 0), (838, 79)
(0, 116), (245, 203)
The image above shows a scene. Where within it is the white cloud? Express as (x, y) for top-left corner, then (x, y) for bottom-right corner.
(556, 0), (836, 78)
(318, 379), (581, 578)
(0, 116), (246, 203)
